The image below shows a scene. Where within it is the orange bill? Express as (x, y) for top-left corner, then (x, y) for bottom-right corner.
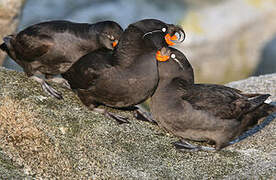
(165, 33), (176, 46)
(112, 41), (118, 47)
(156, 50), (170, 62)
(170, 34), (178, 40)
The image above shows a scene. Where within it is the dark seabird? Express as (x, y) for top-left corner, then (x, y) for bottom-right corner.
(0, 20), (123, 99)
(147, 47), (276, 150)
(61, 19), (185, 123)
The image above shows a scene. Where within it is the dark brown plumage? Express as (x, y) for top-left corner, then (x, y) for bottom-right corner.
(0, 20), (123, 99)
(149, 47), (276, 150)
(61, 19), (185, 123)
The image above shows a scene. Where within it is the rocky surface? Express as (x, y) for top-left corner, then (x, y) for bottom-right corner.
(0, 0), (26, 65)
(0, 68), (275, 179)
(177, 0), (276, 83)
(253, 35), (276, 76)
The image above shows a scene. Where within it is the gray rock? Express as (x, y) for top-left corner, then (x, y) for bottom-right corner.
(226, 73), (276, 102)
(176, 0), (276, 83)
(0, 68), (275, 178)
(253, 35), (276, 76)
(0, 0), (26, 65)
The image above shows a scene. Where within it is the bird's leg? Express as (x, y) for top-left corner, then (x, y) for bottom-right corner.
(29, 75), (63, 100)
(133, 105), (157, 124)
(88, 105), (129, 124)
(45, 74), (71, 89)
(173, 140), (216, 152)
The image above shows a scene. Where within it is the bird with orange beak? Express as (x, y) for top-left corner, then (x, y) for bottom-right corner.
(62, 19), (185, 123)
(0, 20), (123, 99)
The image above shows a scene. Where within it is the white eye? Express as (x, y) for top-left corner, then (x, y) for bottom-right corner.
(107, 34), (115, 40)
(171, 54), (176, 59)
(162, 27), (166, 32)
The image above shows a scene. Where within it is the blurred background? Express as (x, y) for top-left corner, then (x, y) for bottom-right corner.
(0, 0), (276, 84)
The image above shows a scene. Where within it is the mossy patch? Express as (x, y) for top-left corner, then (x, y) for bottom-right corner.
(0, 67), (275, 178)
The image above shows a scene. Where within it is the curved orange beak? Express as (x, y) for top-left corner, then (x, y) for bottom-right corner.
(112, 40), (118, 48)
(165, 33), (177, 46)
(156, 50), (169, 62)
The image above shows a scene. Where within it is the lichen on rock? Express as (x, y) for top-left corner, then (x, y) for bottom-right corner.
(0, 67), (275, 178)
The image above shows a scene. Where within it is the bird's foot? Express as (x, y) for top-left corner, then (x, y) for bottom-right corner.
(173, 140), (216, 152)
(47, 77), (71, 90)
(93, 108), (129, 124)
(30, 75), (63, 99)
(133, 107), (157, 124)
(106, 112), (129, 124)
(42, 81), (63, 100)
(62, 80), (71, 90)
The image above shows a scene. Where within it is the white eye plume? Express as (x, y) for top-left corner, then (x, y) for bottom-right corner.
(142, 27), (167, 39)
(171, 54), (184, 70)
(143, 29), (164, 38)
(107, 35), (115, 40)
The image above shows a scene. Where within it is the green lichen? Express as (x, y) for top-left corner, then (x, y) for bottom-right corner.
(0, 67), (275, 178)
(0, 151), (29, 179)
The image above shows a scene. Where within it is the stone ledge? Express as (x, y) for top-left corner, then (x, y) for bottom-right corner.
(0, 68), (275, 179)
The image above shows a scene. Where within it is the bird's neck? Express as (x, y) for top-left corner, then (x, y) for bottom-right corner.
(154, 76), (192, 97)
(152, 77), (174, 98)
(113, 27), (156, 67)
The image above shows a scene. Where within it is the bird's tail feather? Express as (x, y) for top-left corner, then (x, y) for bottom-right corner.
(1, 35), (14, 54)
(247, 94), (270, 112)
(229, 107), (276, 146)
(0, 42), (8, 52)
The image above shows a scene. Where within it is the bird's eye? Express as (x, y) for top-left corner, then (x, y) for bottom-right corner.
(171, 53), (176, 59)
(106, 34), (115, 40)
(162, 27), (166, 32)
